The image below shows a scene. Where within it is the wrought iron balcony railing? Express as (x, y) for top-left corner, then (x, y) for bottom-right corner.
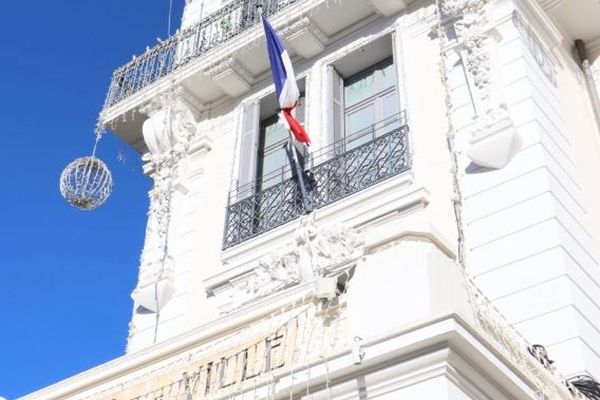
(223, 112), (410, 249)
(104, 0), (299, 109)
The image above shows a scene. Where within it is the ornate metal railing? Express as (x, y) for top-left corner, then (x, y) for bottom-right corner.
(104, 0), (299, 109)
(223, 112), (410, 249)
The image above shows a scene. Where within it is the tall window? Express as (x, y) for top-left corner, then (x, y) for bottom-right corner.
(344, 58), (397, 148)
(330, 57), (399, 151)
(235, 94), (306, 198)
(256, 97), (305, 190)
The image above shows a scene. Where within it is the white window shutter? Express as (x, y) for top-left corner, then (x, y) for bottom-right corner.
(326, 66), (344, 146)
(237, 101), (260, 193)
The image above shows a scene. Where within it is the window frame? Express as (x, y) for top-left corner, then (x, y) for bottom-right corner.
(341, 56), (399, 151)
(233, 77), (308, 200)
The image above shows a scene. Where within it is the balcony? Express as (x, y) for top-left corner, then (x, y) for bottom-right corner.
(101, 0), (411, 151)
(104, 0), (299, 109)
(222, 112), (410, 249)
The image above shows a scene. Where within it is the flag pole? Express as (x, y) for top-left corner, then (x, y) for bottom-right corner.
(260, 10), (313, 213)
(283, 116), (313, 213)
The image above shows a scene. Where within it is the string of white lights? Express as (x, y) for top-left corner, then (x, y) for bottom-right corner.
(433, 2), (583, 399)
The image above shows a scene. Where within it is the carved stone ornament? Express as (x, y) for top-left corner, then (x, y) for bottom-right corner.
(223, 251), (302, 312)
(442, 0), (491, 107)
(132, 89), (206, 313)
(295, 216), (365, 277)
(441, 0), (522, 168)
(214, 218), (365, 314)
(465, 106), (522, 169)
(140, 89), (201, 160)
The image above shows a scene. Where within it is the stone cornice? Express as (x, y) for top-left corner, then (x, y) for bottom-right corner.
(363, 221), (456, 259)
(18, 315), (546, 400)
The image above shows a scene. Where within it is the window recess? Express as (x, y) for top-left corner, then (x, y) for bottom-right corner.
(324, 34), (401, 157)
(223, 37), (410, 249)
(232, 79), (307, 202)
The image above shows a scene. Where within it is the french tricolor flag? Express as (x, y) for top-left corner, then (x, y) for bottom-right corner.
(261, 16), (311, 145)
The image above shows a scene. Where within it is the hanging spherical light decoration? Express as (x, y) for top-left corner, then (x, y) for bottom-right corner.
(60, 156), (113, 210)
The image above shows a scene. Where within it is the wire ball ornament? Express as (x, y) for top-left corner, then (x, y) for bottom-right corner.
(60, 156), (113, 210)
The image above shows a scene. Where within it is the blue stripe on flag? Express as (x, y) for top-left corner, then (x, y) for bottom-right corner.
(261, 16), (287, 99)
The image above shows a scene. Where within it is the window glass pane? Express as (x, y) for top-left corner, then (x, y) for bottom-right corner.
(295, 96), (306, 124)
(261, 145), (288, 187)
(342, 57), (398, 143)
(382, 91), (398, 118)
(256, 95), (304, 189)
(346, 104), (375, 135)
(379, 91), (399, 135)
(345, 104), (375, 149)
(378, 60), (396, 91)
(344, 73), (375, 107)
(262, 117), (289, 147)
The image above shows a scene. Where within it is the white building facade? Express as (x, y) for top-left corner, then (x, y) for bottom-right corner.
(20, 0), (600, 399)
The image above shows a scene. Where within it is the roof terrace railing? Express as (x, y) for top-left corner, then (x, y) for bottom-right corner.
(103, 0), (299, 109)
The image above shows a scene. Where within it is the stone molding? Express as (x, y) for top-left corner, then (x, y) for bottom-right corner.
(222, 172), (419, 263)
(281, 17), (327, 42)
(204, 57), (252, 82)
(207, 217), (365, 314)
(363, 222), (456, 260)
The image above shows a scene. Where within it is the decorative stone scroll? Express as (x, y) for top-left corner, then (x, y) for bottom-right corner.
(295, 216), (365, 277)
(442, 0), (522, 169)
(212, 218), (364, 314)
(221, 250), (303, 313)
(131, 88), (209, 313)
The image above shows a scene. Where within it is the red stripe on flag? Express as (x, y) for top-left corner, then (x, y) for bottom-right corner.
(282, 108), (310, 145)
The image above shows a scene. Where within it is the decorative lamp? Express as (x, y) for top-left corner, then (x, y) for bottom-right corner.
(60, 156), (113, 210)
(60, 122), (113, 211)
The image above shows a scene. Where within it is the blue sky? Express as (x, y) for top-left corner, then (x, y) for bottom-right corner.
(0, 1), (184, 398)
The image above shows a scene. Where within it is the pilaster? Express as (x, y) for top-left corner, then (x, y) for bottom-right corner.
(127, 87), (213, 353)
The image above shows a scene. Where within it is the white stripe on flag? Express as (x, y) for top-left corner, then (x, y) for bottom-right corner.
(278, 50), (300, 108)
